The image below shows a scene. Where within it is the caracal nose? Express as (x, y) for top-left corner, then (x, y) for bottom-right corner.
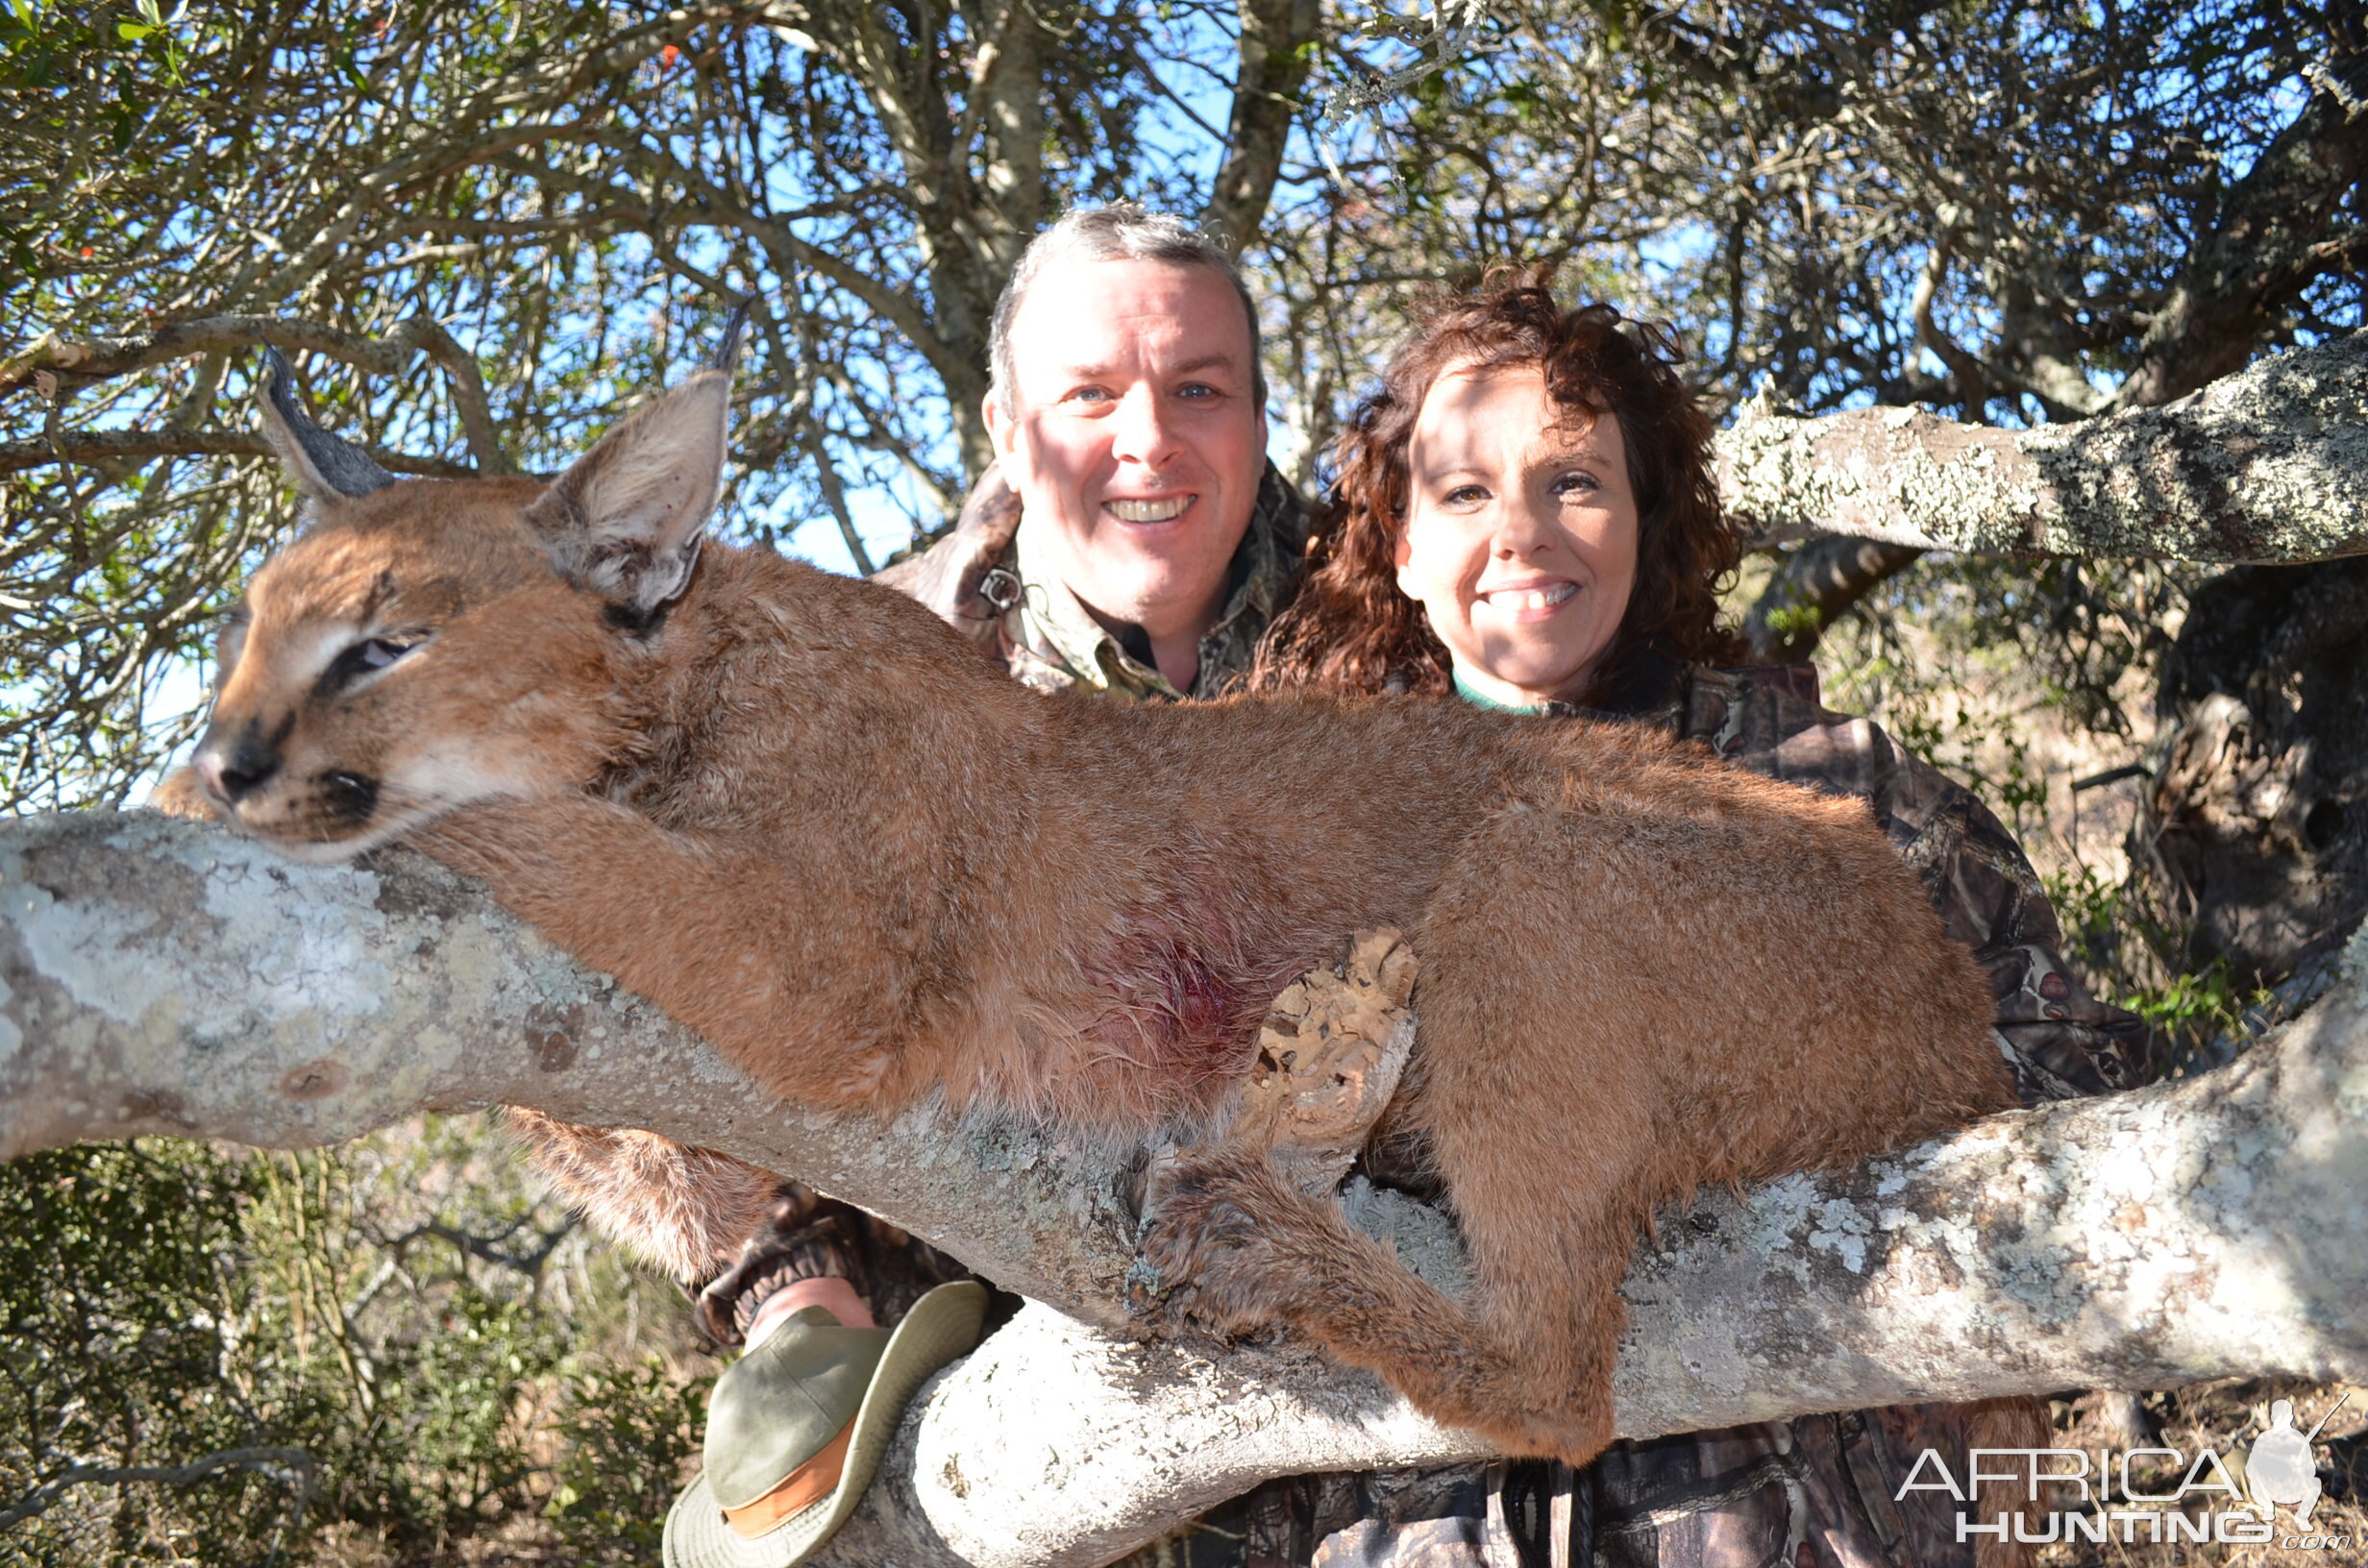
(194, 726), (282, 802)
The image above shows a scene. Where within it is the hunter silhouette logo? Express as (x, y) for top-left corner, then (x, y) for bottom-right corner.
(2243, 1393), (2349, 1531)
(1902, 1391), (2355, 1551)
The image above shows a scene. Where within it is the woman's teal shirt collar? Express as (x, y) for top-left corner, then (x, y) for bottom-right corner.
(1450, 666), (1552, 715)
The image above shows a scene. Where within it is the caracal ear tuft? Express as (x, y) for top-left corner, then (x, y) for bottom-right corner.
(525, 369), (730, 628)
(713, 295), (755, 375)
(256, 345), (398, 503)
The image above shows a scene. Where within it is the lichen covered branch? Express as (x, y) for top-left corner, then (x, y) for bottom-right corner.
(1714, 333), (2368, 562)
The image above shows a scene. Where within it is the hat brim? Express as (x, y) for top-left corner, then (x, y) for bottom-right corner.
(664, 1280), (988, 1568)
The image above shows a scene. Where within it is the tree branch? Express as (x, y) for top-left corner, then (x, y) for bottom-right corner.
(0, 429), (483, 480)
(1714, 331), (2368, 560)
(1201, 0), (1320, 252)
(1, 314), (513, 475)
(1742, 536), (1926, 663)
(2113, 33), (2368, 410)
(0, 1446), (318, 1531)
(6, 811), (2367, 1566)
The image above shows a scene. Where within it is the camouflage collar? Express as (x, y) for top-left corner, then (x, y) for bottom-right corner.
(1005, 464), (1307, 700)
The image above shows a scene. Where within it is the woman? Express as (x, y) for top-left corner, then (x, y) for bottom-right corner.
(1204, 269), (2147, 1568)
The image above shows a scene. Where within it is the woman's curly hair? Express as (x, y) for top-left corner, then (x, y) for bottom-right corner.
(1252, 267), (1746, 698)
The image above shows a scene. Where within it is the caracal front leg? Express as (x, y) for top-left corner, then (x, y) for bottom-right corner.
(411, 793), (912, 1111)
(506, 1109), (786, 1286)
(1138, 1140), (1620, 1463)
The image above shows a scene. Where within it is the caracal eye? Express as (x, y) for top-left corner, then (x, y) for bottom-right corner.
(329, 635), (422, 689)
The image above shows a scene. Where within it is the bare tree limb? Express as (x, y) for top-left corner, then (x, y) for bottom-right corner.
(6, 810), (2366, 1566)
(2113, 33), (2368, 410)
(1715, 331), (2368, 560)
(0, 429), (483, 480)
(1, 314), (513, 474)
(0, 1445), (317, 1531)
(1742, 536), (1926, 663)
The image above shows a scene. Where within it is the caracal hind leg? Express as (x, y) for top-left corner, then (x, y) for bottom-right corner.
(1140, 1141), (1624, 1463)
(1404, 800), (1729, 1460)
(1394, 986), (1662, 1464)
(506, 1109), (783, 1285)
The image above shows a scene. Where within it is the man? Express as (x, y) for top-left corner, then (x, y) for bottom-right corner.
(669, 204), (1312, 1568)
(878, 204), (1306, 698)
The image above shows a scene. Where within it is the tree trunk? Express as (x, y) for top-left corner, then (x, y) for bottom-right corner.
(1202, 0), (1321, 252)
(6, 810), (2366, 1567)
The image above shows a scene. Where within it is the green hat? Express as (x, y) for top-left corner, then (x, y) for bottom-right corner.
(664, 1280), (988, 1568)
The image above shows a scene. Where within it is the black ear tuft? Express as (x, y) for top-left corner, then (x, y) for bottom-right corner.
(712, 297), (755, 375)
(257, 345), (398, 501)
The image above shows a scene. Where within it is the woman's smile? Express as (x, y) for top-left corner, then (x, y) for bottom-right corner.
(1475, 577), (1581, 620)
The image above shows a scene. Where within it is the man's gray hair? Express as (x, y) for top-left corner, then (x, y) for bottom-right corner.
(987, 203), (1266, 416)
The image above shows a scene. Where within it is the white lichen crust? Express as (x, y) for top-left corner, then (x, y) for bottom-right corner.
(1715, 333), (2368, 561)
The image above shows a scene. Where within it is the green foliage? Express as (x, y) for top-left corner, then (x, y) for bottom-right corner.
(2035, 857), (2288, 1081)
(4, 0), (2349, 813)
(0, 1141), (303, 1566)
(1, 1124), (705, 1565)
(546, 1358), (711, 1563)
(2123, 958), (2270, 1079)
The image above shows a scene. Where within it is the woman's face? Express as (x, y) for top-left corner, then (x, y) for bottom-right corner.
(1393, 363), (1640, 707)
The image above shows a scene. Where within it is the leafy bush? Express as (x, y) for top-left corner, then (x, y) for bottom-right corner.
(1, 1121), (706, 1566)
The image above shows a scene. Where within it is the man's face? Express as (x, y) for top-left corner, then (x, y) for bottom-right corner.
(986, 257), (1267, 642)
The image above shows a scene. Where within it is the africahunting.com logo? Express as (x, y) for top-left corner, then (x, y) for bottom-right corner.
(1903, 1393), (2355, 1551)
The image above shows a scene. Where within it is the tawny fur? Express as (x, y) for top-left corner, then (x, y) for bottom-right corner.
(1970, 1396), (2052, 1568)
(501, 1110), (784, 1285)
(176, 368), (2020, 1471)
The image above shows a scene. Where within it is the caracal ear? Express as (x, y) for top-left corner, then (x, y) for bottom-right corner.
(255, 346), (398, 504)
(525, 367), (732, 626)
(525, 299), (750, 625)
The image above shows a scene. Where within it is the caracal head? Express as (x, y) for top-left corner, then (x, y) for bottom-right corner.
(183, 315), (745, 861)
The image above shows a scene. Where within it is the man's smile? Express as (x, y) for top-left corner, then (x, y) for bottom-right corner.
(1103, 494), (1196, 524)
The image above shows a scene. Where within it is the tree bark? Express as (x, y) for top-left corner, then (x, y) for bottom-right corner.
(7, 810), (2367, 1568)
(1714, 331), (2368, 561)
(1741, 536), (1926, 664)
(2132, 557), (2368, 988)
(1202, 0), (1321, 253)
